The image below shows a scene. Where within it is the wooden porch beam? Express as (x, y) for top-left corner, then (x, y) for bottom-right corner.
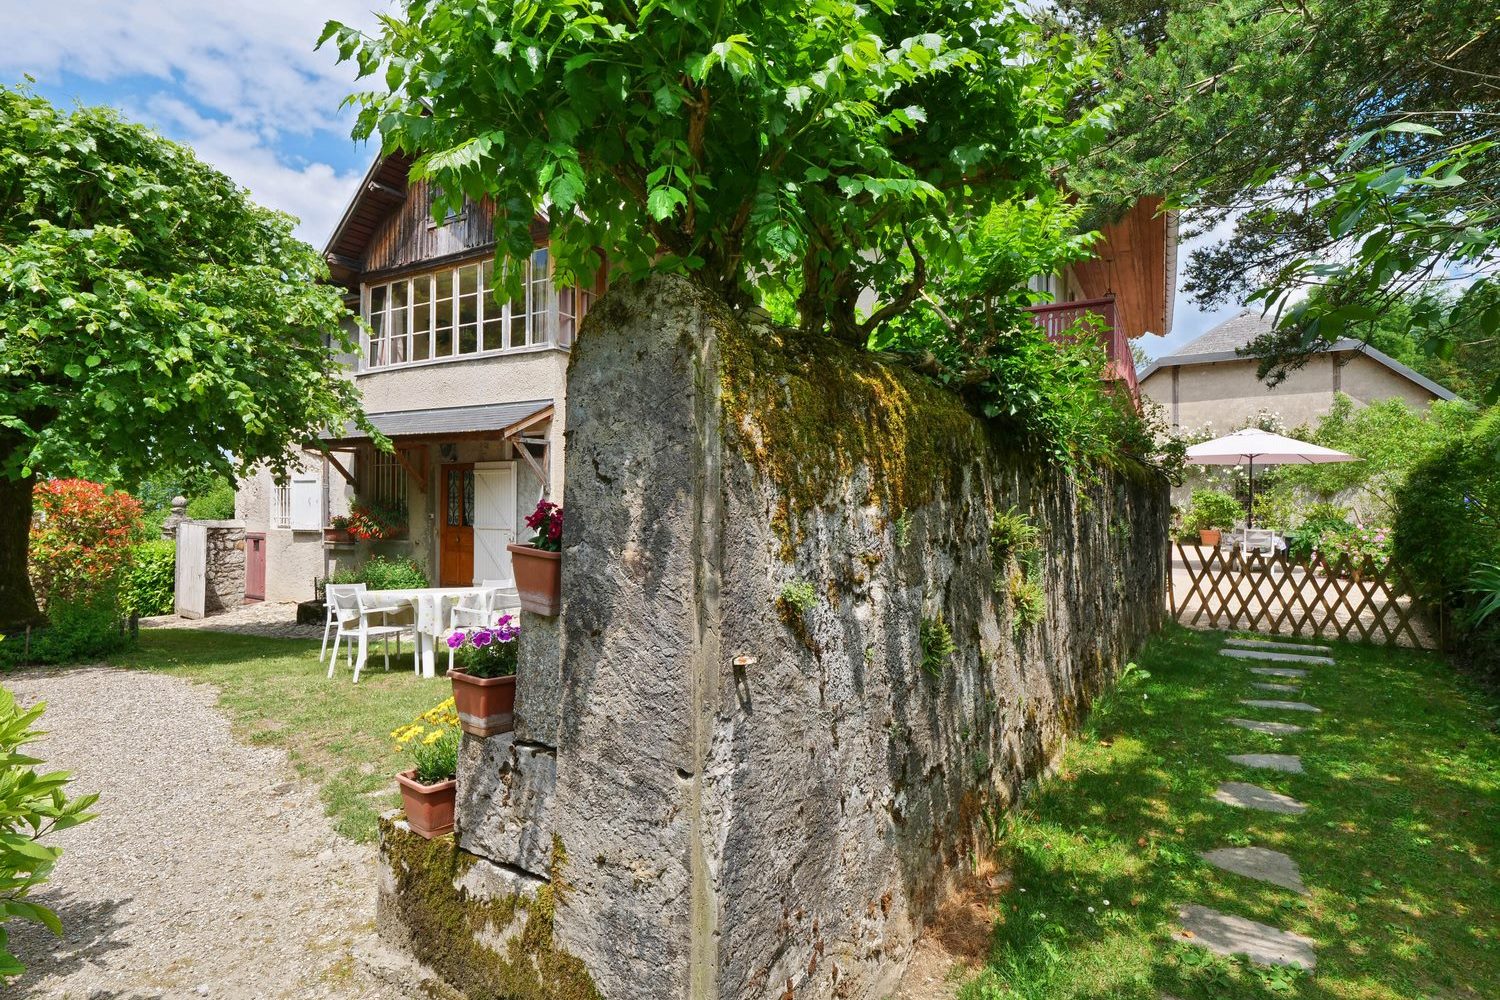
(325, 451), (358, 489)
(393, 445), (429, 494)
(509, 435), (550, 497)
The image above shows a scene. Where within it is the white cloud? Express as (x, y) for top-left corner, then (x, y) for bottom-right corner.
(1, 1), (396, 243)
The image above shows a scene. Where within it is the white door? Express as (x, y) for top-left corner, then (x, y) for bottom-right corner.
(174, 523), (207, 619)
(472, 464), (517, 585)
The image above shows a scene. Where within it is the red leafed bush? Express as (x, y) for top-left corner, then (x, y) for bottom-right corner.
(29, 479), (144, 610)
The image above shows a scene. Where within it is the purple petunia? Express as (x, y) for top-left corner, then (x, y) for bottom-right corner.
(446, 631), (467, 649)
(472, 629), (494, 647)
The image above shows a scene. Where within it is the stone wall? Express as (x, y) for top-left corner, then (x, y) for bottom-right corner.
(377, 273), (1170, 1000)
(194, 521), (247, 615)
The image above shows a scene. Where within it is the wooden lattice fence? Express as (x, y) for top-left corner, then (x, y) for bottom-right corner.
(1169, 543), (1440, 649)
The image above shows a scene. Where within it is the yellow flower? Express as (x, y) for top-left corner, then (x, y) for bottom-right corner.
(423, 730), (442, 745)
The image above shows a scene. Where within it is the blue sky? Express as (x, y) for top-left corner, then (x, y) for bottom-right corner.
(1, 1), (1238, 356)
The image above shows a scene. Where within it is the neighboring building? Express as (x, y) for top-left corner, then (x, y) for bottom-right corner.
(1139, 310), (1457, 433)
(236, 152), (600, 603)
(236, 160), (1178, 604)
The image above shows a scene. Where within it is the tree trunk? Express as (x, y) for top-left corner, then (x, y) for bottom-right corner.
(0, 473), (41, 633)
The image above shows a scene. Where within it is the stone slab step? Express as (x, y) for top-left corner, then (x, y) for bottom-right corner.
(1177, 904), (1317, 969)
(1214, 781), (1307, 814)
(1249, 666), (1309, 679)
(1229, 717), (1305, 736)
(1226, 637), (1332, 654)
(1227, 753), (1303, 774)
(1239, 699), (1321, 713)
(1252, 682), (1301, 694)
(1221, 648), (1334, 666)
(1201, 846), (1308, 894)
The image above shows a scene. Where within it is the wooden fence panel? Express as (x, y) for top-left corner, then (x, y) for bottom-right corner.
(1168, 543), (1437, 649)
(174, 523), (207, 619)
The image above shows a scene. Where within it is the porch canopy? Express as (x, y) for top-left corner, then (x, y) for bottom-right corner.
(312, 400), (554, 494)
(1186, 427), (1357, 527)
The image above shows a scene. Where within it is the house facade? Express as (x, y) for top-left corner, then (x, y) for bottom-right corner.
(1139, 311), (1457, 433)
(236, 153), (599, 602)
(236, 161), (1178, 604)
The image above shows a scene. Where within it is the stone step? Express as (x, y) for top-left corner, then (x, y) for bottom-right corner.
(1214, 781), (1307, 814)
(1229, 717), (1305, 736)
(1226, 753), (1303, 774)
(1226, 637), (1332, 654)
(1201, 846), (1309, 894)
(1177, 904), (1317, 969)
(1249, 666), (1309, 679)
(1239, 699), (1321, 713)
(1221, 648), (1334, 666)
(1252, 682), (1301, 694)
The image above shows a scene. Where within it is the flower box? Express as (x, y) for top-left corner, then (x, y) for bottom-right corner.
(449, 670), (517, 738)
(395, 769), (456, 839)
(324, 527), (354, 545)
(507, 544), (561, 616)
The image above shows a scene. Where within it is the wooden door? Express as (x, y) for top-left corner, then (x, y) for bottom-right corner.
(472, 465), (517, 583)
(244, 532), (266, 602)
(440, 464), (475, 586)
(174, 523), (207, 619)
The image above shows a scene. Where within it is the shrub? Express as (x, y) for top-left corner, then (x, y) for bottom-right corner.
(0, 687), (98, 979)
(446, 614), (520, 678)
(919, 614), (956, 678)
(390, 698), (460, 785)
(351, 556), (429, 591)
(183, 475), (236, 520)
(29, 479), (142, 611)
(0, 595), (135, 666)
(1286, 509), (1355, 563)
(1182, 489), (1242, 534)
(1325, 525), (1393, 572)
(122, 540), (175, 617)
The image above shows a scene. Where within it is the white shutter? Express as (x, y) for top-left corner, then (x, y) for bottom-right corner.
(289, 474), (322, 531)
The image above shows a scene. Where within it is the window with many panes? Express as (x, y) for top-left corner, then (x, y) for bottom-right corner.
(362, 249), (592, 370)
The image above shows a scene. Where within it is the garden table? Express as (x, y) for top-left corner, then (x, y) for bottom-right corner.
(363, 586), (518, 678)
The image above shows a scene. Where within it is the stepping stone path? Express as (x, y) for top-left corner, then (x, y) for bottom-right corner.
(1178, 635), (1326, 973)
(1221, 647), (1335, 666)
(1225, 637), (1331, 655)
(1249, 666), (1308, 679)
(1214, 781), (1308, 814)
(1229, 717), (1305, 735)
(1177, 905), (1318, 969)
(1226, 753), (1303, 774)
(1200, 847), (1308, 894)
(1239, 698), (1321, 713)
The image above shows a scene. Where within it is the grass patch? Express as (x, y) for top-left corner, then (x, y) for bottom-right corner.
(972, 626), (1499, 1000)
(106, 630), (444, 843)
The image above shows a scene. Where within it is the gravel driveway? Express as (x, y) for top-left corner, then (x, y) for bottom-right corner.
(5, 667), (403, 1000)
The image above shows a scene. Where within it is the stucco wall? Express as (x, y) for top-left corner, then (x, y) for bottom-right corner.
(237, 455), (350, 603)
(1141, 351), (1442, 432)
(544, 275), (1170, 1000)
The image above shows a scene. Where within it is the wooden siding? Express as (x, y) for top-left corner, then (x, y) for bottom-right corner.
(365, 175), (499, 275)
(1069, 196), (1170, 340)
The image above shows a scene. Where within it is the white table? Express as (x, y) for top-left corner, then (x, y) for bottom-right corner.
(364, 586), (518, 678)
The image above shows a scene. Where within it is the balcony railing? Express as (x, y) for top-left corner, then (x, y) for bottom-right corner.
(1024, 295), (1139, 400)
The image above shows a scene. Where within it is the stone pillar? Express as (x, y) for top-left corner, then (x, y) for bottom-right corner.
(160, 496), (188, 540)
(197, 521), (246, 614)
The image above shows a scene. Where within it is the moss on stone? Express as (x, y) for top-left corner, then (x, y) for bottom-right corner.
(379, 816), (601, 1000)
(718, 321), (987, 549)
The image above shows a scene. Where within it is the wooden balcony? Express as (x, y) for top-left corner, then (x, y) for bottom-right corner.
(1024, 295), (1140, 400)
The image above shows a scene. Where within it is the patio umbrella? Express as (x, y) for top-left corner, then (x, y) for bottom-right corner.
(1185, 428), (1358, 527)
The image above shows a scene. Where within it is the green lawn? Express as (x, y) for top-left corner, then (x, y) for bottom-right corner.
(970, 626), (1499, 1000)
(108, 630), (446, 843)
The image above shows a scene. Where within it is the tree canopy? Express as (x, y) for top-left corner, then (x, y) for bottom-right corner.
(321, 0), (1110, 343)
(0, 85), (372, 627)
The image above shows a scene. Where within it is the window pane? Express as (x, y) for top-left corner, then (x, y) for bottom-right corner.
(528, 249), (550, 345)
(458, 264), (478, 297)
(458, 292), (478, 354)
(484, 315), (506, 351)
(462, 471), (475, 527)
(412, 276), (432, 361)
(447, 469), (461, 526)
(367, 285), (387, 366)
(390, 280), (409, 363)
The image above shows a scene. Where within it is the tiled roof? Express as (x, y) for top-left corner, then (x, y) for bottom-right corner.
(1171, 310), (1276, 356)
(321, 400), (553, 442)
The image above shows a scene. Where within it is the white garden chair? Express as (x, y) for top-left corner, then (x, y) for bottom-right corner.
(446, 579), (519, 674)
(320, 583), (366, 664)
(327, 588), (416, 683)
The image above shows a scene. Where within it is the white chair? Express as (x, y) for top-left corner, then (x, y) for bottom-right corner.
(446, 579), (518, 673)
(320, 583), (366, 663)
(327, 589), (416, 683)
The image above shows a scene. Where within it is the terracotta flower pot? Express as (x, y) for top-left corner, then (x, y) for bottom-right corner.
(324, 527), (353, 545)
(1199, 529), (1222, 547)
(449, 670), (517, 738)
(507, 543), (562, 615)
(396, 769), (456, 839)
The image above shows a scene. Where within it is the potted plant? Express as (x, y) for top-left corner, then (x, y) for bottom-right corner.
(1185, 489), (1242, 547)
(507, 499), (563, 615)
(391, 699), (460, 839)
(447, 614), (520, 737)
(324, 515), (353, 545)
(348, 498), (409, 541)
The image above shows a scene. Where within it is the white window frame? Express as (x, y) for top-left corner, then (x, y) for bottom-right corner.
(360, 250), (585, 372)
(270, 483), (292, 529)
